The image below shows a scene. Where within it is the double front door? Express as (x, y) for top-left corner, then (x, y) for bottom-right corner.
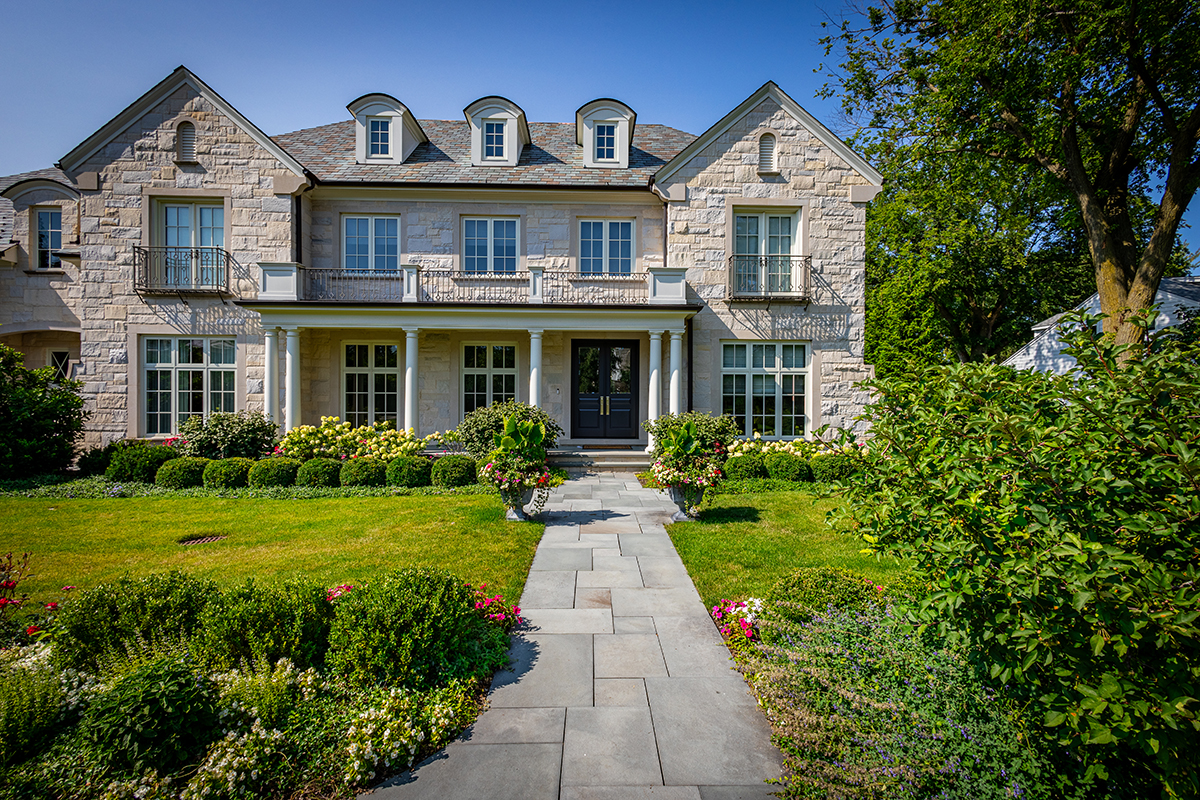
(571, 340), (639, 438)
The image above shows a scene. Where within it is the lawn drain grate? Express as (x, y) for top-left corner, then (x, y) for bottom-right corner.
(178, 535), (227, 546)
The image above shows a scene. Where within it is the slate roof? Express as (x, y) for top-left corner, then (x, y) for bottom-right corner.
(272, 119), (696, 187)
(0, 167), (76, 245)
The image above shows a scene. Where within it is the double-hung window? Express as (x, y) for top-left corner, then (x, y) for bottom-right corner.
(343, 216), (400, 270)
(144, 337), (236, 435)
(36, 209), (63, 270)
(484, 120), (505, 159)
(732, 209), (797, 294)
(595, 123), (617, 161)
(721, 341), (808, 438)
(463, 218), (518, 274)
(462, 343), (517, 415)
(369, 118), (391, 156)
(579, 220), (633, 274)
(160, 202), (225, 287)
(343, 343), (400, 427)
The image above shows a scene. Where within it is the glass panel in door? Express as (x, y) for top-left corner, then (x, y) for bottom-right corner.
(734, 215), (760, 292)
(164, 205), (191, 286)
(766, 215), (792, 291)
(198, 206), (224, 286)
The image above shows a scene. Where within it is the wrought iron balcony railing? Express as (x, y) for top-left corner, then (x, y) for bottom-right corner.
(134, 247), (233, 295)
(727, 255), (811, 301)
(300, 268), (653, 305)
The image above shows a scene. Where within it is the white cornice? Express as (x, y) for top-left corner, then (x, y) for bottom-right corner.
(654, 81), (882, 186)
(238, 303), (695, 332)
(59, 66), (307, 178)
(307, 185), (661, 206)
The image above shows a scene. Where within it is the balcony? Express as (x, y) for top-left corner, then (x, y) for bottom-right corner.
(134, 247), (233, 295)
(727, 255), (811, 301)
(255, 263), (690, 306)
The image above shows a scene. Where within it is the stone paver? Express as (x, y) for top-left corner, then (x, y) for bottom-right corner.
(363, 473), (781, 799)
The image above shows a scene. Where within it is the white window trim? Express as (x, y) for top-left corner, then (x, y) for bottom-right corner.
(367, 117), (392, 158)
(483, 119), (506, 160)
(593, 121), (619, 163)
(578, 218), (636, 274)
(730, 206), (803, 296)
(461, 217), (521, 274)
(34, 206), (64, 270)
(156, 200), (226, 249)
(341, 341), (402, 427)
(720, 340), (810, 440)
(143, 336), (238, 436)
(341, 214), (402, 271)
(460, 341), (519, 419)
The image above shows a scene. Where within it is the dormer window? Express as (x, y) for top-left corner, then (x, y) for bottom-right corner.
(464, 98), (529, 167)
(576, 99), (636, 169)
(347, 93), (427, 165)
(369, 118), (391, 156)
(484, 120), (505, 159)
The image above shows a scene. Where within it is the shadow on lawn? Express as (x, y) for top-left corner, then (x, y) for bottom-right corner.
(698, 506), (761, 524)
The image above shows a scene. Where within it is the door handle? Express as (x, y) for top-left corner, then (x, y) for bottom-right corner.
(602, 396), (609, 416)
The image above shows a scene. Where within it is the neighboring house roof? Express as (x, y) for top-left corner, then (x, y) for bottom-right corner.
(272, 119), (696, 187)
(0, 167), (77, 246)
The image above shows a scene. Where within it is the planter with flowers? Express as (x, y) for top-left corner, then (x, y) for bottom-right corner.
(650, 420), (723, 521)
(479, 415), (551, 521)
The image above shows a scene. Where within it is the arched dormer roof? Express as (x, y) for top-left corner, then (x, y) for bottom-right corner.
(1, 178), (79, 202)
(463, 96), (530, 167)
(575, 98), (636, 169)
(346, 93), (427, 165)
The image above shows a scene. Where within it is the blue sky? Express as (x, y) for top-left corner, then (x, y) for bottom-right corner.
(2, 0), (1195, 255)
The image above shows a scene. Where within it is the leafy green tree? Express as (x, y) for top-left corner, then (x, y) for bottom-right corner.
(822, 0), (1200, 350)
(0, 344), (87, 478)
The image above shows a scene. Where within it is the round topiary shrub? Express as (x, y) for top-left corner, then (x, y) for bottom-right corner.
(83, 657), (218, 774)
(764, 567), (884, 627)
(248, 457), (302, 488)
(764, 452), (813, 482)
(723, 454), (767, 481)
(431, 454), (477, 488)
(202, 457), (255, 489)
(386, 455), (433, 488)
(296, 457), (342, 488)
(105, 443), (179, 483)
(810, 453), (858, 483)
(340, 457), (386, 487)
(155, 456), (211, 489)
(326, 568), (505, 689)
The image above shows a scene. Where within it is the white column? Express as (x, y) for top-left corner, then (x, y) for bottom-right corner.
(669, 330), (683, 414)
(404, 328), (419, 434)
(284, 328), (301, 431)
(528, 330), (543, 408)
(647, 330), (663, 452)
(264, 327), (280, 425)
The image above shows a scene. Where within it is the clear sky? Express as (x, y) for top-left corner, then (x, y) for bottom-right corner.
(1, 0), (1195, 255)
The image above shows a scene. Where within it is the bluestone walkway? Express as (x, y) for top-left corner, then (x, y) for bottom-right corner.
(365, 473), (783, 800)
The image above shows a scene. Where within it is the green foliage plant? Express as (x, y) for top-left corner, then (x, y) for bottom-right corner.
(809, 452), (858, 483)
(295, 457), (342, 487)
(0, 344), (88, 479)
(762, 566), (885, 628)
(764, 452), (812, 482)
(643, 411), (740, 461)
(480, 415), (551, 514)
(76, 439), (140, 477)
(0, 664), (65, 765)
(431, 455), (477, 488)
(339, 457), (386, 487)
(449, 401), (563, 460)
(154, 457), (210, 489)
(247, 457), (301, 488)
(724, 454), (768, 481)
(386, 455), (433, 488)
(106, 444), (179, 483)
(177, 412), (278, 460)
(840, 311), (1200, 792)
(191, 579), (333, 671)
(202, 457), (255, 489)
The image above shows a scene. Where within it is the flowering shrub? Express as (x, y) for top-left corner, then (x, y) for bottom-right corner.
(99, 770), (177, 800)
(1, 551), (32, 643)
(467, 582), (523, 631)
(182, 719), (285, 800)
(277, 416), (434, 462)
(711, 598), (763, 640)
(177, 411), (278, 460)
(726, 435), (818, 459)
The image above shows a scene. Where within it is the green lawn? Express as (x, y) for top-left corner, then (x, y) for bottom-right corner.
(669, 490), (905, 608)
(0, 495), (542, 605)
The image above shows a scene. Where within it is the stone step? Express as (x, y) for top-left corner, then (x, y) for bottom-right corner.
(548, 449), (652, 472)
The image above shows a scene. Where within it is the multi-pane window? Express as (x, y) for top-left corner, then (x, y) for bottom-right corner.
(733, 210), (797, 293)
(369, 118), (390, 156)
(463, 218), (518, 273)
(721, 341), (808, 438)
(161, 203), (225, 286)
(579, 220), (633, 274)
(343, 343), (400, 427)
(36, 209), (62, 269)
(484, 120), (505, 159)
(144, 337), (236, 435)
(462, 344), (517, 416)
(343, 216), (399, 271)
(595, 123), (616, 161)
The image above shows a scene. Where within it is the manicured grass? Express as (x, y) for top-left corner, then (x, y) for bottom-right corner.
(669, 490), (905, 608)
(0, 495), (542, 606)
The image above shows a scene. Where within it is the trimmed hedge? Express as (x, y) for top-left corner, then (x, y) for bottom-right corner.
(296, 458), (342, 487)
(723, 454), (767, 481)
(339, 457), (386, 487)
(764, 452), (812, 482)
(106, 444), (179, 483)
(810, 453), (858, 483)
(155, 457), (211, 489)
(386, 455), (433, 488)
(431, 454), (477, 488)
(764, 567), (883, 628)
(248, 457), (302, 488)
(202, 457), (255, 489)
(191, 579), (333, 671)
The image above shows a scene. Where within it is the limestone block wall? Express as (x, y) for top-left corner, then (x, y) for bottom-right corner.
(0, 188), (82, 335)
(657, 96), (874, 433)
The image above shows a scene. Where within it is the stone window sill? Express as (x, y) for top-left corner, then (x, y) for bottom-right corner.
(24, 269), (68, 275)
(757, 169), (781, 177)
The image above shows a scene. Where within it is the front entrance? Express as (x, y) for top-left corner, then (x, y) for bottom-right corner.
(571, 339), (639, 438)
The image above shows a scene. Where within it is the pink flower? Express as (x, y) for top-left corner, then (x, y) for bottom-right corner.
(62, 586), (76, 591)
(44, 601), (59, 610)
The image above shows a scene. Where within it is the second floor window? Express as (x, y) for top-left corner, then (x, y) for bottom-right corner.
(161, 203), (224, 286)
(344, 217), (399, 271)
(595, 123), (616, 161)
(36, 209), (62, 270)
(463, 218), (518, 273)
(484, 120), (505, 159)
(580, 220), (633, 274)
(369, 118), (391, 156)
(733, 210), (797, 293)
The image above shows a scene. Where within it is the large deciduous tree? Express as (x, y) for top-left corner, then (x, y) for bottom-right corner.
(822, 0), (1200, 348)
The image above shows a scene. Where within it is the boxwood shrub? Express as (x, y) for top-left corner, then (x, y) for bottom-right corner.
(723, 454), (767, 481)
(764, 452), (812, 482)
(155, 456), (211, 489)
(191, 579), (333, 670)
(809, 452), (858, 483)
(296, 457), (342, 487)
(248, 457), (302, 488)
(340, 457), (386, 487)
(453, 401), (563, 460)
(386, 455), (432, 488)
(105, 444), (179, 483)
(202, 457), (255, 489)
(431, 454), (477, 488)
(763, 566), (882, 628)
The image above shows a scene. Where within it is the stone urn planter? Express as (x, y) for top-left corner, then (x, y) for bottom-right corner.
(502, 487), (536, 521)
(668, 485), (705, 522)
